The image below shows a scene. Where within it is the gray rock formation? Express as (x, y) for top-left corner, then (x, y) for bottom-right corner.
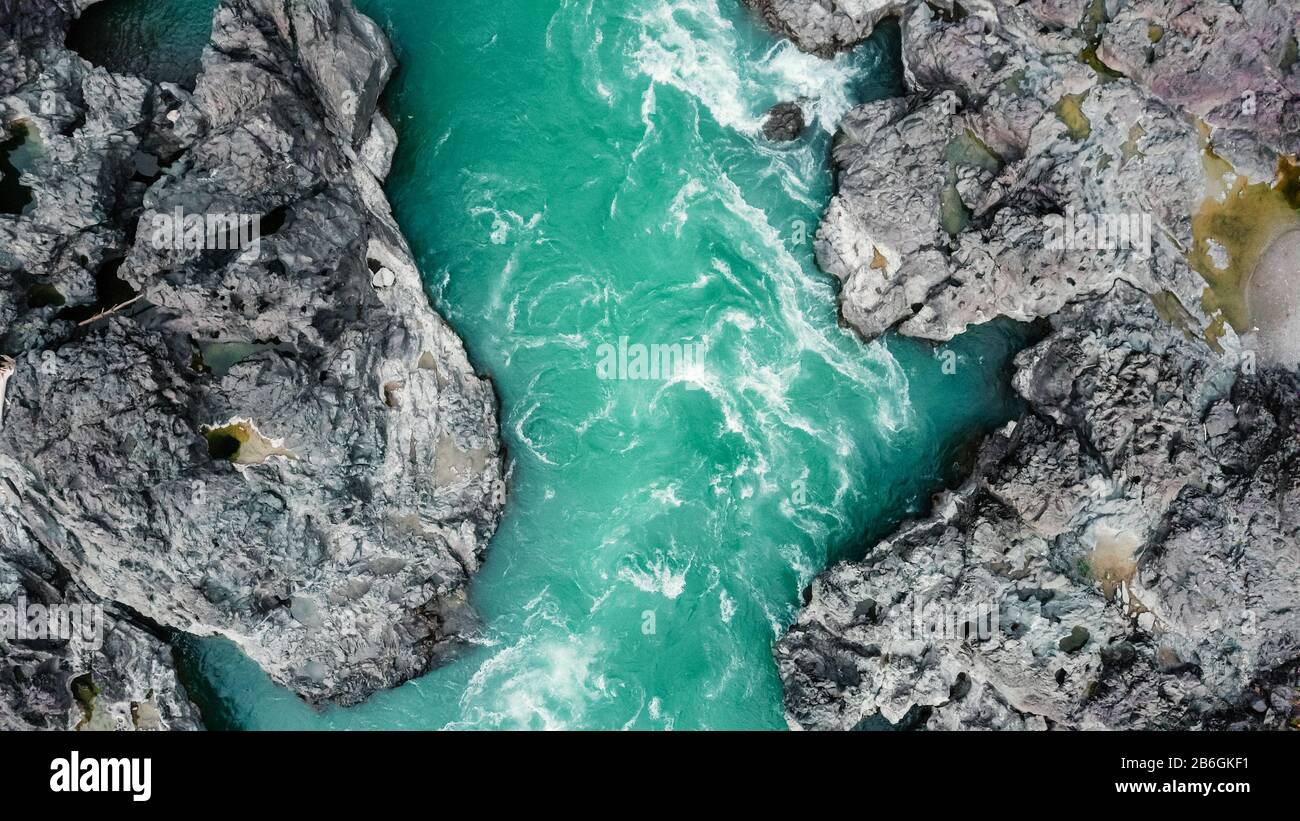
(757, 0), (1300, 729)
(0, 0), (505, 729)
(762, 100), (807, 141)
(1102, 0), (1300, 163)
(781, 284), (1300, 730)
(742, 0), (903, 57)
(818, 3), (1220, 345)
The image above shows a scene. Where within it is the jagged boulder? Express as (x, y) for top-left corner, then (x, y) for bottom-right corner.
(0, 0), (505, 728)
(762, 100), (806, 141)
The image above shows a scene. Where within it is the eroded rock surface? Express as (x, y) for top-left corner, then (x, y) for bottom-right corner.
(757, 0), (1300, 729)
(0, 0), (504, 728)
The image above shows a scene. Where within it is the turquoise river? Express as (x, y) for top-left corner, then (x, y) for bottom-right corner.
(80, 0), (1034, 729)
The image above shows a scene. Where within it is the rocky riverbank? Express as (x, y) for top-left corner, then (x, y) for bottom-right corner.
(751, 0), (1300, 729)
(0, 0), (504, 729)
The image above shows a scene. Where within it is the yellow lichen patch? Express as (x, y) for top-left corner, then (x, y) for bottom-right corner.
(1189, 148), (1300, 333)
(1120, 122), (1146, 165)
(1080, 46), (1124, 81)
(1054, 93), (1092, 142)
(1275, 152), (1300, 202)
(1203, 313), (1228, 353)
(1076, 0), (1124, 80)
(1150, 290), (1198, 341)
(434, 435), (491, 485)
(203, 419), (295, 465)
(1087, 530), (1140, 603)
(1083, 0), (1107, 38)
(130, 698), (163, 730)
